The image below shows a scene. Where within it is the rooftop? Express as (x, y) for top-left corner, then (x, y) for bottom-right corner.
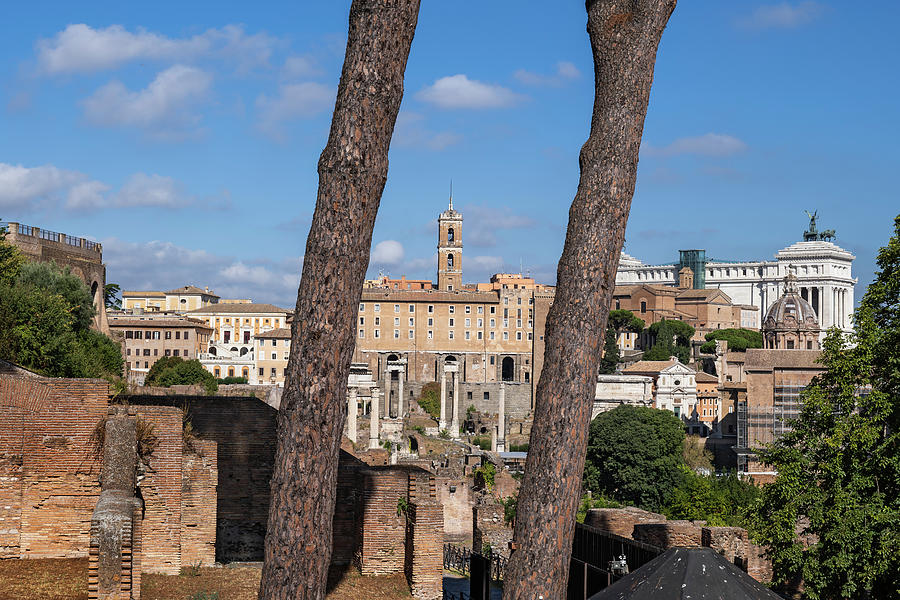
(165, 285), (219, 297)
(256, 327), (292, 339)
(187, 303), (291, 315)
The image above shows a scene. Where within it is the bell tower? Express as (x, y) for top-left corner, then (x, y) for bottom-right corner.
(437, 194), (462, 291)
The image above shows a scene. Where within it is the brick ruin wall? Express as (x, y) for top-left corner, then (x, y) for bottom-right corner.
(123, 395), (277, 563)
(585, 507), (772, 583)
(436, 477), (472, 542)
(472, 502), (511, 557)
(0, 373), (217, 574)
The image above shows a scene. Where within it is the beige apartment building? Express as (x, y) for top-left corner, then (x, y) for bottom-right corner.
(255, 328), (291, 385)
(108, 314), (213, 385)
(123, 285), (220, 313)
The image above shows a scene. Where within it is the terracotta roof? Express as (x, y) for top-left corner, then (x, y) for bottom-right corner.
(623, 360), (680, 373)
(676, 288), (732, 302)
(255, 327), (292, 339)
(744, 348), (822, 370)
(108, 317), (213, 331)
(165, 285), (219, 297)
(187, 303), (291, 315)
(360, 289), (500, 304)
(122, 290), (166, 297)
(694, 371), (719, 383)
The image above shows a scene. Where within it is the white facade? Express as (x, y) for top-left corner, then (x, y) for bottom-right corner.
(593, 374), (653, 420)
(616, 239), (856, 340)
(654, 362), (698, 419)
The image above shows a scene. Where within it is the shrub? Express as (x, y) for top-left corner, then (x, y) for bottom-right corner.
(417, 381), (441, 420)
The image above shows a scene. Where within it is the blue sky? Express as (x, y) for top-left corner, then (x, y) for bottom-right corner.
(1, 1), (897, 308)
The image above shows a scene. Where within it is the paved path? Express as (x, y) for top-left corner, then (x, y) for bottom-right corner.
(443, 571), (502, 599)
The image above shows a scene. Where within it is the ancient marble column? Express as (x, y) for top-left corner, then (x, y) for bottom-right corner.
(451, 371), (460, 439)
(369, 388), (380, 449)
(347, 387), (358, 443)
(384, 369), (391, 418)
(496, 383), (506, 452)
(398, 369), (405, 418)
(439, 370), (447, 430)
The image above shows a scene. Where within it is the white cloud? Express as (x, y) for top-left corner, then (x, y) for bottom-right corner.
(371, 240), (405, 266)
(514, 61), (581, 87)
(739, 2), (823, 30)
(114, 173), (185, 208)
(643, 133), (748, 157)
(393, 112), (461, 151)
(82, 65), (212, 136)
(463, 205), (537, 248)
(103, 237), (301, 307)
(416, 75), (523, 109)
(0, 163), (85, 210)
(255, 82), (334, 140)
(281, 55), (319, 80)
(0, 162), (203, 212)
(35, 23), (278, 75)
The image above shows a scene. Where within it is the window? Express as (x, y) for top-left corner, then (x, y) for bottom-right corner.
(359, 329), (365, 338)
(517, 308), (522, 318)
(449, 331), (454, 340)
(126, 349), (131, 356)
(125, 330), (134, 339)
(145, 331), (152, 339)
(164, 331), (171, 340)
(154, 349), (158, 356)
(165, 349), (171, 356)
(359, 317), (365, 325)
(477, 318), (483, 327)
(477, 306), (483, 314)
(448, 227), (454, 242)
(503, 319), (509, 328)
(490, 356), (495, 365)
(449, 318), (455, 327)
(504, 297), (509, 305)
(173, 350), (180, 357)
(640, 300), (647, 314)
(490, 318), (495, 328)
(490, 332), (495, 340)
(359, 303), (365, 312)
(448, 254), (454, 268)
(394, 304), (400, 313)
(503, 332), (509, 340)
(516, 331), (522, 340)
(483, 392), (490, 401)
(394, 317), (400, 326)
(517, 319), (522, 328)
(465, 331), (470, 340)
(394, 330), (400, 339)
(527, 332), (533, 341)
(374, 304), (381, 312)
(184, 331), (189, 340)
(477, 331), (483, 340)
(259, 368), (264, 376)
(427, 318), (434, 326)
(409, 304), (415, 313)
(271, 368), (277, 376)
(467, 391), (473, 400)
(272, 352), (277, 360)
(143, 349), (150, 356)
(786, 340), (795, 349)
(504, 308), (509, 318)
(175, 331), (181, 339)
(408, 330), (414, 339)
(428, 331), (433, 339)
(490, 306), (496, 314)
(517, 297), (522, 305)
(374, 330), (380, 338)
(449, 305), (455, 314)
(465, 305), (471, 314)
(375, 317), (380, 326)
(409, 318), (414, 326)
(428, 305), (434, 313)
(465, 318), (471, 327)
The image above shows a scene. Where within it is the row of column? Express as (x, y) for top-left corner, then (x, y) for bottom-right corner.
(439, 367), (460, 439)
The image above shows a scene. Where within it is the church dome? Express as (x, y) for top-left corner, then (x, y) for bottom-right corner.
(762, 273), (821, 350)
(764, 274), (818, 328)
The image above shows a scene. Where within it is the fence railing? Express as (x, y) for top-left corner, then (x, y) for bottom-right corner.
(444, 544), (472, 576)
(2, 222), (100, 251)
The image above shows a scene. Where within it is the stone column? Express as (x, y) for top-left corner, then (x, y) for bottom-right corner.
(383, 369), (391, 418)
(369, 388), (380, 450)
(451, 371), (460, 439)
(496, 383), (506, 452)
(439, 370), (447, 430)
(398, 369), (405, 418)
(347, 387), (358, 443)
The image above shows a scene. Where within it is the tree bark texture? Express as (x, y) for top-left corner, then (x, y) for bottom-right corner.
(258, 2), (420, 598)
(503, 2), (675, 598)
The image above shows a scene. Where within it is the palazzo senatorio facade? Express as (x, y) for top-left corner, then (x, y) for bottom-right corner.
(351, 199), (555, 409)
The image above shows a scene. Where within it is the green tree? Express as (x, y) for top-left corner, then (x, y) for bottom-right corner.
(416, 381), (441, 420)
(644, 318), (694, 363)
(598, 328), (620, 374)
(104, 283), (122, 310)
(665, 469), (758, 528)
(16, 261), (95, 332)
(583, 405), (685, 511)
(748, 215), (900, 599)
(145, 356), (217, 394)
(699, 328), (763, 354)
(607, 309), (645, 335)
(599, 310), (644, 374)
(0, 222), (25, 286)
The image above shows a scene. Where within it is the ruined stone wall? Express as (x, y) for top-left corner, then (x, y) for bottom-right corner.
(123, 395), (277, 562)
(472, 502), (511, 556)
(582, 507), (665, 539)
(357, 469), (408, 575)
(436, 478), (472, 541)
(0, 375), (109, 558)
(180, 440), (218, 568)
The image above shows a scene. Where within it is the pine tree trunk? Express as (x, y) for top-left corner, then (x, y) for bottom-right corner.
(503, 1), (675, 598)
(258, 2), (420, 598)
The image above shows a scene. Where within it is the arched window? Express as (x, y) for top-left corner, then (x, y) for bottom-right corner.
(501, 357), (514, 382)
(448, 253), (454, 269)
(214, 367), (221, 378)
(448, 227), (454, 242)
(242, 367), (249, 378)
(640, 300), (647, 314)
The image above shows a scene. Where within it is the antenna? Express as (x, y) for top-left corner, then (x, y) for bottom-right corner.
(449, 179), (453, 210)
